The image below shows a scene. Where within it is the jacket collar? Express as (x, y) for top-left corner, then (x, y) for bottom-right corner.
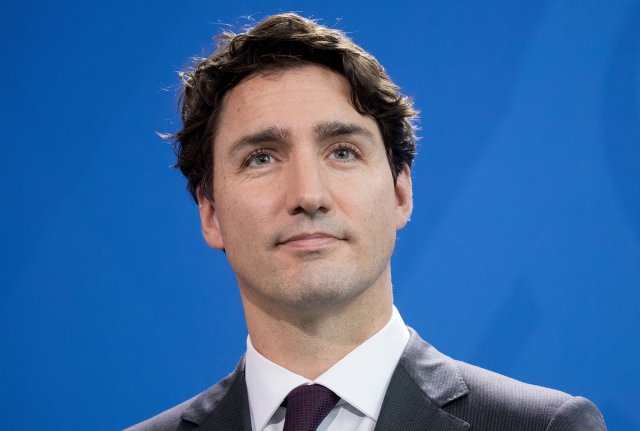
(182, 328), (470, 431)
(183, 357), (252, 431)
(373, 327), (470, 431)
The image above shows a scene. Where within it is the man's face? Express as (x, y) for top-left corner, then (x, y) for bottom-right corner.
(198, 65), (412, 314)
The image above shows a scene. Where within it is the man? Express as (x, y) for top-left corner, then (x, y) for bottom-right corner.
(128, 13), (606, 431)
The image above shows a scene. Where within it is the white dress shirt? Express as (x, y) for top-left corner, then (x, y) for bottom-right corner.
(245, 307), (410, 431)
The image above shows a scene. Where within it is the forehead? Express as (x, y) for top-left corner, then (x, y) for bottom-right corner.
(214, 65), (379, 147)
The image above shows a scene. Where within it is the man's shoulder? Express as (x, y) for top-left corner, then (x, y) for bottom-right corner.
(454, 358), (572, 406)
(397, 328), (606, 430)
(450, 360), (605, 429)
(124, 359), (246, 431)
(123, 396), (198, 431)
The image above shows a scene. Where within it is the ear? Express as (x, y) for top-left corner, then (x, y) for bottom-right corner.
(394, 165), (413, 230)
(197, 188), (225, 250)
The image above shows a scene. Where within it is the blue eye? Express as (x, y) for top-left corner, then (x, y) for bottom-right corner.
(332, 148), (353, 160)
(250, 153), (273, 165)
(246, 150), (275, 167)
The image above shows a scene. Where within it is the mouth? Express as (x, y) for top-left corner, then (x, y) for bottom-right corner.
(277, 232), (342, 250)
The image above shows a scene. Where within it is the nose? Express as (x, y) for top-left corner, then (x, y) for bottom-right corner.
(285, 154), (332, 217)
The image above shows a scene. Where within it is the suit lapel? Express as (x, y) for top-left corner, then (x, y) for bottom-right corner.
(194, 372), (251, 431)
(374, 329), (471, 431)
(183, 358), (252, 431)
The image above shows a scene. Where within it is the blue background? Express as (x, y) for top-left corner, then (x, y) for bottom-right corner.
(1, 1), (639, 429)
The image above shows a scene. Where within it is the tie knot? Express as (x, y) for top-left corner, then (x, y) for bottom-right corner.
(283, 384), (340, 431)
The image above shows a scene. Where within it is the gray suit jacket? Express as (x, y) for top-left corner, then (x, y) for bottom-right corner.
(126, 329), (606, 430)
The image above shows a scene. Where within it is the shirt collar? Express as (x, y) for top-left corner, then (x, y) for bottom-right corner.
(245, 306), (410, 431)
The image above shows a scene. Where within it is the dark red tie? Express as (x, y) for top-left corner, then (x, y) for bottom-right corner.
(283, 384), (340, 431)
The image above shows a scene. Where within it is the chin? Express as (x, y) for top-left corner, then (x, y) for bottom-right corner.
(283, 274), (366, 309)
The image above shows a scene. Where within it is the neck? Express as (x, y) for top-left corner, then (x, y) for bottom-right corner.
(241, 275), (393, 380)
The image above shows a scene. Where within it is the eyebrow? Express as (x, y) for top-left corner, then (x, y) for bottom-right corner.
(313, 121), (376, 142)
(228, 126), (291, 156)
(227, 121), (376, 156)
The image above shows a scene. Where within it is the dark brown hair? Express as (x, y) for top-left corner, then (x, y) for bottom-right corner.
(170, 13), (418, 202)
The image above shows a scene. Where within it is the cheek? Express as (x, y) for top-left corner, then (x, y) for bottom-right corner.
(217, 194), (275, 244)
(343, 179), (397, 229)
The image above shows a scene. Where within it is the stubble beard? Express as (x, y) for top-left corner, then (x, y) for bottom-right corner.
(238, 253), (391, 322)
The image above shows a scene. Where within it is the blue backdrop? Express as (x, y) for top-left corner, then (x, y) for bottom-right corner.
(1, 1), (638, 429)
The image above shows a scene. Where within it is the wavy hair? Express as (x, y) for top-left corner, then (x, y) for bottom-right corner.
(170, 13), (418, 202)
